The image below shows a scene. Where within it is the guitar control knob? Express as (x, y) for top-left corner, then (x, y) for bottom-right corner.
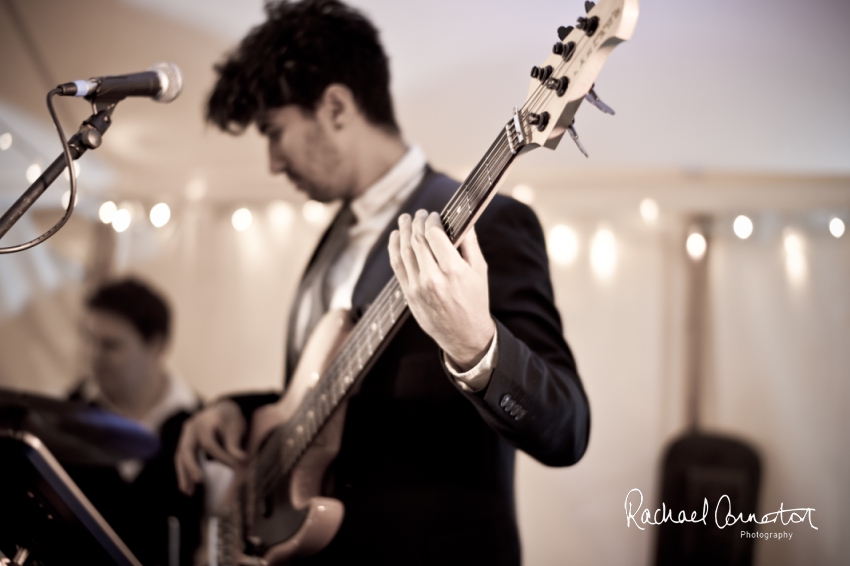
(531, 66), (540, 79)
(585, 1), (596, 12)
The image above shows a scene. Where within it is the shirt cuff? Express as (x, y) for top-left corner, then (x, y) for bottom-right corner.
(442, 326), (499, 393)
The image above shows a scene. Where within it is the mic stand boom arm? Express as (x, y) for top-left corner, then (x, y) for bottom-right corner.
(0, 101), (116, 251)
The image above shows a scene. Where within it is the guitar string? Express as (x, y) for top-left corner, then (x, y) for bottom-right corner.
(440, 28), (593, 231)
(255, 30), (595, 491)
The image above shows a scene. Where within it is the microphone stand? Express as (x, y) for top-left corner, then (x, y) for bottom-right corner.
(0, 100), (117, 247)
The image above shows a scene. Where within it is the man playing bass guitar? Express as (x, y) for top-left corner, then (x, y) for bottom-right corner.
(175, 1), (591, 563)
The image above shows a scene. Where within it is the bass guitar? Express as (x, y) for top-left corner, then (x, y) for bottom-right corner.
(217, 1), (638, 563)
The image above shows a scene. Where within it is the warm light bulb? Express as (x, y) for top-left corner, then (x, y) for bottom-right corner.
(590, 228), (617, 279)
(99, 201), (117, 224)
(0, 132), (12, 151)
(150, 203), (171, 228)
(783, 233), (802, 255)
(112, 209), (131, 233)
(733, 215), (753, 239)
(302, 200), (327, 224)
(783, 232), (806, 284)
(61, 190), (78, 210)
(829, 217), (845, 238)
(640, 198), (659, 224)
(686, 232), (707, 260)
(548, 224), (579, 266)
(511, 184), (535, 205)
(26, 164), (42, 183)
(232, 208), (252, 231)
(268, 200), (294, 229)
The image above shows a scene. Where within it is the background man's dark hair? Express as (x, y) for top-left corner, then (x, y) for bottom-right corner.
(207, 0), (399, 134)
(87, 278), (171, 343)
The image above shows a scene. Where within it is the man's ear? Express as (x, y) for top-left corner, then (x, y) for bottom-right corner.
(146, 334), (168, 359)
(319, 83), (358, 129)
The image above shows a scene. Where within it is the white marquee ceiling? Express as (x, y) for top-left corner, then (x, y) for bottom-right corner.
(1, 0), (849, 206)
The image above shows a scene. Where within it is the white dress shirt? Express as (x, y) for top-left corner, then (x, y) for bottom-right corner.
(293, 145), (497, 391)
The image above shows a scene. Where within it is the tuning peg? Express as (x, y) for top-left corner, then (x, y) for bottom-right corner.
(557, 25), (574, 40)
(585, 1), (596, 12)
(553, 40), (577, 62)
(576, 15), (599, 36)
(528, 112), (550, 132)
(567, 120), (588, 157)
(584, 84), (615, 115)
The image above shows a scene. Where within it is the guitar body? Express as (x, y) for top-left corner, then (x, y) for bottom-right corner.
(218, 309), (353, 565)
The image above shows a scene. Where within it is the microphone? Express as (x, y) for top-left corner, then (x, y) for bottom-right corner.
(56, 62), (183, 103)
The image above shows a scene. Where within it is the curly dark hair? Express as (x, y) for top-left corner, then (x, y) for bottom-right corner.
(207, 0), (399, 134)
(87, 278), (171, 343)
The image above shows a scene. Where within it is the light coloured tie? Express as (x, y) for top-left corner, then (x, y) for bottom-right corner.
(286, 206), (355, 375)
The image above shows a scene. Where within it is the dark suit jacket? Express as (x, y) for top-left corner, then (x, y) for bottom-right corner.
(63, 399), (204, 566)
(235, 171), (590, 565)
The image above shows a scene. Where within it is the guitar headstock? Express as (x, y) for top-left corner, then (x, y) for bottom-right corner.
(507, 0), (638, 155)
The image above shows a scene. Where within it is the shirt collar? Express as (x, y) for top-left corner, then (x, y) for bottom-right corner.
(138, 372), (198, 433)
(79, 372), (199, 434)
(349, 145), (427, 224)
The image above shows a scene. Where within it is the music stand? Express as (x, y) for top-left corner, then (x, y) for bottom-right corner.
(0, 429), (141, 566)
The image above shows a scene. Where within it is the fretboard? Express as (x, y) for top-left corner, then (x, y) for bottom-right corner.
(255, 123), (521, 496)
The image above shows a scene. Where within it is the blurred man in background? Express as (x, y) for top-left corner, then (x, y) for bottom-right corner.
(67, 278), (203, 566)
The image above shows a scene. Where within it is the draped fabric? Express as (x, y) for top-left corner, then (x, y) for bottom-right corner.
(0, 186), (847, 565)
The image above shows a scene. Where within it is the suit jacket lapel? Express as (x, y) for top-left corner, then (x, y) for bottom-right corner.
(351, 168), (457, 314)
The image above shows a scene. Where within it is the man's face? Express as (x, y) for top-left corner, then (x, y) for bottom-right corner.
(259, 104), (351, 203)
(81, 310), (162, 401)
